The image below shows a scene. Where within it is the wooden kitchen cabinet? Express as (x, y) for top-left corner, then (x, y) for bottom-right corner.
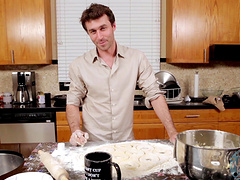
(0, 1), (11, 63)
(56, 109), (240, 142)
(56, 112), (71, 142)
(211, 0), (240, 43)
(56, 112), (82, 142)
(219, 122), (240, 136)
(56, 111), (165, 142)
(166, 0), (211, 63)
(0, 0), (52, 65)
(218, 109), (240, 136)
(165, 109), (219, 138)
(166, 0), (240, 63)
(133, 110), (164, 139)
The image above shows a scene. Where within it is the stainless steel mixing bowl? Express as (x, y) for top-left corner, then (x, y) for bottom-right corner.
(174, 129), (240, 180)
(0, 150), (24, 179)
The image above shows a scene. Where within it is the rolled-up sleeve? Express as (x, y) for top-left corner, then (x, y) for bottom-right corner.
(137, 53), (165, 108)
(67, 58), (87, 106)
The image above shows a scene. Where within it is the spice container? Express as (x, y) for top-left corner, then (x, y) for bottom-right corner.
(0, 93), (3, 103)
(38, 92), (45, 104)
(3, 92), (13, 104)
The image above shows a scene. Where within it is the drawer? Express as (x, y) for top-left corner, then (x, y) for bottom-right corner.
(133, 110), (161, 124)
(219, 109), (240, 122)
(170, 109), (219, 123)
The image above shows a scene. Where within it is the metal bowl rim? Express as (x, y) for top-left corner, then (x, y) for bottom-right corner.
(176, 129), (240, 150)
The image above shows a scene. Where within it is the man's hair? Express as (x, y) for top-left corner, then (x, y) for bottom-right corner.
(80, 3), (115, 32)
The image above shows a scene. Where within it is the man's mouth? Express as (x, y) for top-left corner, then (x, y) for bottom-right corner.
(98, 40), (107, 46)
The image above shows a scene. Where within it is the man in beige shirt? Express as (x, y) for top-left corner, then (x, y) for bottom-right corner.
(67, 3), (178, 145)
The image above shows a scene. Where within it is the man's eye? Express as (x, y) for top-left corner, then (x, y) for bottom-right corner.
(90, 30), (96, 34)
(101, 27), (106, 31)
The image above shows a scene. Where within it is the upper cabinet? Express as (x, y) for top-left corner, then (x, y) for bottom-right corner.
(166, 0), (240, 63)
(0, 0), (52, 65)
(211, 0), (240, 43)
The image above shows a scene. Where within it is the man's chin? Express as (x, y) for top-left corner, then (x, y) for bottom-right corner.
(97, 45), (108, 51)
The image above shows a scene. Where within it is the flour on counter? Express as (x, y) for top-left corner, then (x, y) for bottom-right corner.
(52, 141), (183, 179)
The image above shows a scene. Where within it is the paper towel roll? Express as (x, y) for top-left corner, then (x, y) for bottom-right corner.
(194, 72), (199, 97)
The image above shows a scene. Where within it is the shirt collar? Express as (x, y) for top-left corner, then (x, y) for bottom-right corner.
(91, 43), (125, 63)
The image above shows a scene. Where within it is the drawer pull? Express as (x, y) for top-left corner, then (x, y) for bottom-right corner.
(185, 115), (200, 118)
(11, 50), (14, 64)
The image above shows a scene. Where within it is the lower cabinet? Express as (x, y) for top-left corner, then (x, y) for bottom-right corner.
(56, 112), (71, 142)
(133, 110), (164, 139)
(219, 122), (240, 136)
(56, 111), (82, 142)
(165, 109), (219, 138)
(218, 109), (240, 136)
(56, 108), (240, 142)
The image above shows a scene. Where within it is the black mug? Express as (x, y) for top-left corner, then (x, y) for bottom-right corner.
(85, 151), (121, 180)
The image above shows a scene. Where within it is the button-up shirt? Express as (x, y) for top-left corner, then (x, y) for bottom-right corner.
(67, 43), (164, 142)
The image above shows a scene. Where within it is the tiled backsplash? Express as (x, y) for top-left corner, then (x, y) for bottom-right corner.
(0, 61), (240, 99)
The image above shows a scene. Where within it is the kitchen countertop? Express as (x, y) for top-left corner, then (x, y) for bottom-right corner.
(20, 141), (189, 180)
(0, 99), (240, 113)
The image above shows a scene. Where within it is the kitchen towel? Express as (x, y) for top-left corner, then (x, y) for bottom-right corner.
(203, 96), (225, 111)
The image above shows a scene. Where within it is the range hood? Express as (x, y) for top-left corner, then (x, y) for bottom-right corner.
(209, 44), (240, 61)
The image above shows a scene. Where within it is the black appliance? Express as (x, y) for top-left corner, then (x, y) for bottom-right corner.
(209, 44), (240, 61)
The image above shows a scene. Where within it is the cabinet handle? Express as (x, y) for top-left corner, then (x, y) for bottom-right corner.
(204, 49), (207, 63)
(11, 50), (14, 64)
(185, 115), (200, 118)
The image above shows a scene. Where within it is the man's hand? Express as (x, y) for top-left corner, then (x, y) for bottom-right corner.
(169, 132), (178, 144)
(70, 130), (89, 146)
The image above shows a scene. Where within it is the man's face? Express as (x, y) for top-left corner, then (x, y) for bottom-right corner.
(85, 14), (116, 52)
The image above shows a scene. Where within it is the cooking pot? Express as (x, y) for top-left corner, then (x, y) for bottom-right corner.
(174, 129), (240, 180)
(52, 95), (66, 107)
(0, 150), (24, 179)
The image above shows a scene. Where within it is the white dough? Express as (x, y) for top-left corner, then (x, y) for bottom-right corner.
(53, 141), (182, 179)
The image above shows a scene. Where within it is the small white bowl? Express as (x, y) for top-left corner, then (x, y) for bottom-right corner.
(5, 172), (53, 180)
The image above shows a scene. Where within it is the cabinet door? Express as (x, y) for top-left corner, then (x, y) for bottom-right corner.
(133, 110), (165, 139)
(57, 126), (72, 142)
(0, 1), (11, 64)
(211, 0), (240, 43)
(219, 109), (240, 122)
(3, 0), (52, 65)
(133, 124), (165, 140)
(166, 0), (211, 63)
(56, 112), (82, 142)
(219, 122), (240, 136)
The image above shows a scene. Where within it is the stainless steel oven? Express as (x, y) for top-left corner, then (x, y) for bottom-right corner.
(0, 111), (56, 143)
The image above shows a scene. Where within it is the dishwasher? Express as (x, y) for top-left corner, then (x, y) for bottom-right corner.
(0, 110), (56, 143)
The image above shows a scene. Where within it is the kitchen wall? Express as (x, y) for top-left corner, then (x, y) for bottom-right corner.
(0, 0), (239, 98)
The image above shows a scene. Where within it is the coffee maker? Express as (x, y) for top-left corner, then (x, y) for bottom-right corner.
(12, 72), (36, 103)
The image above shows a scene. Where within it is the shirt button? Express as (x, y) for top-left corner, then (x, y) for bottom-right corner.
(112, 103), (116, 106)
(112, 117), (116, 120)
(111, 89), (114, 92)
(113, 130), (117, 133)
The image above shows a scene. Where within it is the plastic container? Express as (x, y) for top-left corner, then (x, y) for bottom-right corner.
(3, 92), (12, 104)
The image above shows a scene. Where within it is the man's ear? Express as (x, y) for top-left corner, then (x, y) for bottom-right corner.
(112, 22), (116, 31)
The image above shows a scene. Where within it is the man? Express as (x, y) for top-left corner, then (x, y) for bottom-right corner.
(66, 3), (178, 146)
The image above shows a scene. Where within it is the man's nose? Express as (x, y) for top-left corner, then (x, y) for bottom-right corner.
(96, 30), (103, 39)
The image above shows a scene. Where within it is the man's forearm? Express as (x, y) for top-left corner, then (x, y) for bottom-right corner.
(151, 95), (178, 140)
(66, 104), (81, 133)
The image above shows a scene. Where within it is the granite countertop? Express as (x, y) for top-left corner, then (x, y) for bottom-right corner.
(0, 99), (239, 113)
(23, 140), (189, 180)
